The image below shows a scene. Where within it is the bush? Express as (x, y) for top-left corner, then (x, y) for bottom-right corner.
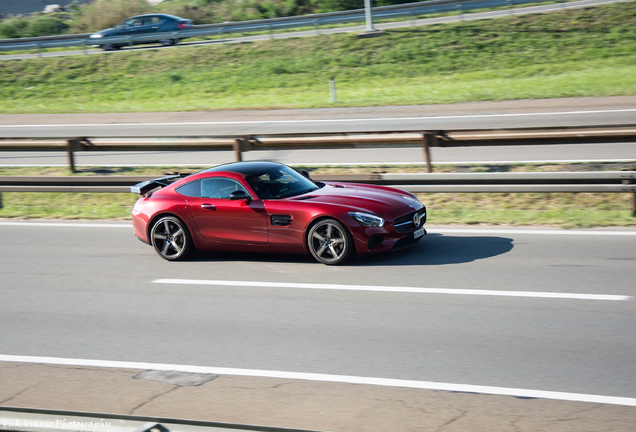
(70, 0), (152, 33)
(0, 13), (69, 38)
(0, 16), (29, 38)
(27, 14), (69, 36)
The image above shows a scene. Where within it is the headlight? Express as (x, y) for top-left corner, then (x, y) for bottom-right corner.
(89, 34), (103, 38)
(349, 212), (384, 227)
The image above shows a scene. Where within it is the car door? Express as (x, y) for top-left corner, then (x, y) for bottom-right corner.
(134, 16), (159, 36)
(190, 177), (268, 245)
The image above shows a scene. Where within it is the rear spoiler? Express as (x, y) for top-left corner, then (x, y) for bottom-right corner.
(130, 173), (189, 195)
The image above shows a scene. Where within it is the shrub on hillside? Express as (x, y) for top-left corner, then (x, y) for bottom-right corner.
(156, 4), (215, 24)
(71, 0), (152, 33)
(0, 13), (69, 38)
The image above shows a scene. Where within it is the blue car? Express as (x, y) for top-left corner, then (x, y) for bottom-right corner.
(89, 13), (193, 50)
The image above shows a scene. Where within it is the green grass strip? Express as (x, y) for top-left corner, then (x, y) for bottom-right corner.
(1, 2), (636, 113)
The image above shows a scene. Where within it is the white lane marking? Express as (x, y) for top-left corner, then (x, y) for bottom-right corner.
(0, 354), (634, 407)
(0, 221), (130, 228)
(1, 109), (635, 129)
(152, 279), (630, 301)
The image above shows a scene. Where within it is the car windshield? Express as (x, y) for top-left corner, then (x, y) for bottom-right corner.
(245, 165), (320, 199)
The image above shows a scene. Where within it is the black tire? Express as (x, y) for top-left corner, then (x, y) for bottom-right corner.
(101, 43), (120, 51)
(307, 218), (353, 265)
(150, 216), (194, 261)
(158, 38), (177, 46)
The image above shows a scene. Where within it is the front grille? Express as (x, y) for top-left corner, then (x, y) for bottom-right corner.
(392, 235), (422, 251)
(393, 208), (426, 233)
(367, 234), (385, 249)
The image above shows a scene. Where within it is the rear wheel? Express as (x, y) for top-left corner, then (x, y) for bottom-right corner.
(151, 216), (194, 261)
(158, 38), (177, 46)
(307, 219), (352, 265)
(100, 43), (120, 51)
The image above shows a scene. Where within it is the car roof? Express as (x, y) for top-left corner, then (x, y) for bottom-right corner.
(200, 161), (285, 176)
(129, 13), (187, 20)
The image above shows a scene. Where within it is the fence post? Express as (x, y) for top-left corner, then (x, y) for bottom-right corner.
(422, 132), (437, 173)
(66, 138), (88, 172)
(232, 138), (243, 162)
(329, 77), (337, 103)
(67, 139), (77, 172)
(0, 192), (3, 209)
(625, 179), (636, 216)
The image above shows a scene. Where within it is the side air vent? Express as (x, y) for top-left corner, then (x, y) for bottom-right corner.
(294, 196), (317, 200)
(271, 215), (293, 226)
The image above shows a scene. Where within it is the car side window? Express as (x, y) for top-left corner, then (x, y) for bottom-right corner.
(176, 179), (201, 197)
(201, 178), (248, 199)
(141, 17), (154, 26)
(151, 16), (164, 25)
(123, 18), (137, 27)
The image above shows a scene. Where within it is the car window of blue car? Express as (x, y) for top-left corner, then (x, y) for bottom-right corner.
(121, 18), (137, 27)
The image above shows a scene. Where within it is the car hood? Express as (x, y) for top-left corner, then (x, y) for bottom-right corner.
(293, 182), (422, 215)
(90, 28), (117, 37)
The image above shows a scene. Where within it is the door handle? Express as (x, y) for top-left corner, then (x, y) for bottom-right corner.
(201, 204), (216, 210)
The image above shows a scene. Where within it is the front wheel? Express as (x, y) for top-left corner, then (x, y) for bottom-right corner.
(307, 219), (353, 265)
(150, 216), (194, 261)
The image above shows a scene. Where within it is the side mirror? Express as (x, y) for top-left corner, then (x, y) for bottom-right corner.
(300, 170), (310, 179)
(230, 190), (252, 203)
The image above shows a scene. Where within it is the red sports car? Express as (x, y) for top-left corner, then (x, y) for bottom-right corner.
(131, 161), (426, 265)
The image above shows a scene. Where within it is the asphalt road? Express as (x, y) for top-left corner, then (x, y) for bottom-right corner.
(2, 97), (635, 165)
(2, 97), (636, 137)
(2, 221), (635, 400)
(2, 141), (635, 167)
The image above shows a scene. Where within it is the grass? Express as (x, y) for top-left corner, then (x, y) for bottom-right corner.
(1, 2), (635, 113)
(0, 0), (583, 57)
(0, 162), (634, 227)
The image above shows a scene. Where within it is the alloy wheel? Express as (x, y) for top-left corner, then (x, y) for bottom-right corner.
(308, 219), (352, 265)
(151, 216), (193, 261)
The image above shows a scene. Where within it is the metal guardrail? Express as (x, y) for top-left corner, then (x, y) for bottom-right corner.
(1, 172), (634, 212)
(1, 171), (634, 191)
(0, 0), (553, 53)
(1, 125), (635, 172)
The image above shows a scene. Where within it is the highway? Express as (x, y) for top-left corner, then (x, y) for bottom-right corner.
(2, 97), (635, 166)
(2, 142), (635, 167)
(1, 221), (635, 401)
(2, 98), (636, 137)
